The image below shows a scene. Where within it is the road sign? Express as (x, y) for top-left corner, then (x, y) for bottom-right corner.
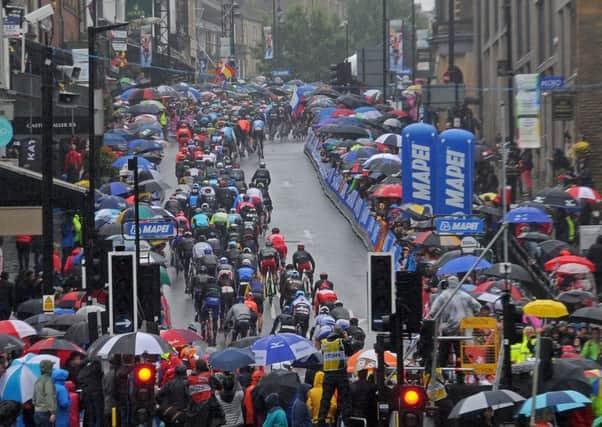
(42, 295), (55, 312)
(272, 69), (291, 78)
(0, 116), (14, 147)
(552, 92), (575, 121)
(123, 220), (176, 240)
(434, 216), (485, 235)
(539, 76), (564, 91)
(114, 315), (133, 333)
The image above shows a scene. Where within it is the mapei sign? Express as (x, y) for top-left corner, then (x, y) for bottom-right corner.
(123, 220), (176, 240)
(435, 216), (485, 236)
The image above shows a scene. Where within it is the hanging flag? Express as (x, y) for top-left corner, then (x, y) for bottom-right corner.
(222, 63), (235, 79)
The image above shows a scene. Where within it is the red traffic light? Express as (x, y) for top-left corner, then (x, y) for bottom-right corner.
(134, 364), (155, 385)
(400, 385), (425, 408)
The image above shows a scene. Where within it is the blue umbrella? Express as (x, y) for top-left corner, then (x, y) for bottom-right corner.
(437, 255), (492, 275)
(208, 347), (255, 371)
(112, 155), (154, 169)
(103, 133), (128, 148)
(316, 107), (336, 120)
(354, 106), (377, 113)
(342, 148), (378, 164)
(505, 207), (552, 224)
(127, 139), (163, 153)
(118, 87), (137, 100)
(0, 354), (60, 402)
(186, 88), (201, 101)
(99, 182), (131, 197)
(96, 195), (128, 210)
(251, 333), (316, 366)
(517, 391), (591, 416)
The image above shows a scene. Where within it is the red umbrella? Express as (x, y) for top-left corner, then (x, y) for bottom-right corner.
(56, 291), (88, 310)
(372, 184), (402, 199)
(26, 337), (86, 364)
(472, 281), (523, 302)
(127, 88), (159, 103)
(160, 329), (203, 348)
(331, 108), (355, 118)
(544, 255), (595, 272)
(0, 320), (37, 339)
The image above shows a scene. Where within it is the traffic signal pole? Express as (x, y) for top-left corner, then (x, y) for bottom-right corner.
(41, 40), (54, 294)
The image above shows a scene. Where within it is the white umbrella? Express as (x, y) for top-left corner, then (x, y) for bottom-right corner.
(90, 332), (172, 357)
(0, 354), (60, 402)
(449, 389), (525, 419)
(75, 304), (106, 320)
(363, 153), (400, 168)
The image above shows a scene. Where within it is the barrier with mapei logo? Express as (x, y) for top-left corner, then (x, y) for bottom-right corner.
(345, 190), (359, 210)
(359, 205), (371, 227)
(353, 199), (364, 220)
(370, 221), (381, 247)
(434, 216), (484, 235)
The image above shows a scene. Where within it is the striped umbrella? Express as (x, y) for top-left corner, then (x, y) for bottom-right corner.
(449, 389), (525, 418)
(251, 333), (316, 366)
(0, 320), (37, 339)
(26, 337), (86, 365)
(90, 332), (172, 357)
(567, 186), (602, 202)
(0, 354), (60, 402)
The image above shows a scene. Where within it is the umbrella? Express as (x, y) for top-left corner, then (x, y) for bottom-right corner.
(557, 263), (593, 275)
(37, 328), (64, 338)
(336, 94), (366, 109)
(482, 263), (533, 283)
(471, 281), (524, 301)
(209, 348), (255, 371)
(140, 100), (165, 109)
(414, 231), (460, 248)
(252, 370), (300, 414)
(567, 186), (602, 202)
(0, 354), (60, 402)
(26, 337), (86, 364)
(372, 184), (402, 199)
(518, 232), (551, 242)
(523, 300), (568, 318)
(56, 291), (87, 310)
(251, 333), (316, 365)
(437, 255), (492, 275)
(127, 139), (164, 152)
(539, 240), (577, 260)
(0, 320), (37, 338)
(46, 314), (80, 332)
(96, 195), (128, 210)
(505, 207), (552, 224)
(160, 329), (204, 348)
(126, 88), (159, 103)
(570, 306), (602, 324)
(23, 313), (55, 329)
(292, 352), (323, 369)
(449, 389), (526, 419)
(15, 299), (43, 319)
(533, 187), (578, 210)
(75, 305), (106, 320)
(556, 290), (594, 306)
(0, 335), (24, 353)
(139, 179), (168, 193)
(99, 182), (131, 197)
(518, 390), (591, 416)
(229, 336), (262, 349)
(346, 349), (397, 373)
(116, 205), (156, 223)
(363, 153), (400, 167)
(112, 155), (155, 169)
(64, 321), (90, 346)
(545, 255), (595, 272)
(97, 222), (123, 236)
(103, 133), (128, 149)
(127, 103), (163, 115)
(90, 332), (172, 357)
(156, 85), (178, 97)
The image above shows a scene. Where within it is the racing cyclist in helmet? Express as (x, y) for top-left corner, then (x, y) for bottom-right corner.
(292, 243), (316, 286)
(291, 290), (311, 338)
(267, 227), (287, 266)
(259, 240), (280, 278)
(251, 161), (271, 188)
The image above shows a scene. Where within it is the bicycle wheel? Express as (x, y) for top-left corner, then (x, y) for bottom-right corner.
(302, 272), (311, 297)
(208, 311), (214, 346)
(264, 270), (272, 299)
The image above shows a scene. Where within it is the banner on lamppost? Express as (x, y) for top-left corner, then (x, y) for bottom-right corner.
(140, 25), (152, 67)
(126, 0), (153, 20)
(515, 73), (541, 148)
(3, 7), (24, 39)
(110, 30), (128, 52)
(72, 48), (89, 82)
(264, 26), (273, 60)
(389, 19), (408, 74)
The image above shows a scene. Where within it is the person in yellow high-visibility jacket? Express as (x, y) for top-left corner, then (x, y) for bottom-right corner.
(510, 326), (536, 363)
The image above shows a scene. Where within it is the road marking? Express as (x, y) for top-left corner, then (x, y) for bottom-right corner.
(303, 229), (313, 241)
(282, 180), (292, 188)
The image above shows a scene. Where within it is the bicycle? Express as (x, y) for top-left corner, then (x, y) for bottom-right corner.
(200, 309), (216, 346)
(301, 270), (312, 300)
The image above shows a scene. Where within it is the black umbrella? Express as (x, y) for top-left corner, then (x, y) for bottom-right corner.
(46, 314), (80, 332)
(318, 124), (371, 139)
(37, 327), (65, 338)
(540, 359), (594, 396)
(252, 370), (300, 416)
(292, 352), (323, 368)
(97, 223), (123, 236)
(473, 204), (503, 217)
(482, 263), (533, 283)
(539, 240), (577, 262)
(15, 299), (43, 320)
(518, 232), (551, 242)
(24, 313), (55, 329)
(570, 306), (602, 324)
(139, 179), (169, 193)
(336, 94), (366, 109)
(229, 336), (261, 349)
(310, 87), (340, 98)
(557, 290), (595, 307)
(533, 187), (578, 209)
(64, 321), (90, 346)
(0, 334), (24, 353)
(366, 161), (401, 176)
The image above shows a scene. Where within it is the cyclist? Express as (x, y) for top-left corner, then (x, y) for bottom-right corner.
(291, 290), (311, 338)
(252, 117), (265, 159)
(238, 247), (257, 270)
(236, 195), (255, 216)
(251, 161), (271, 188)
(210, 208), (230, 241)
(192, 265), (213, 295)
(292, 243), (316, 285)
(175, 211), (191, 233)
(282, 270), (304, 308)
(237, 258), (255, 296)
(310, 306), (336, 343)
(330, 300), (351, 321)
(198, 247), (218, 276)
(270, 306), (297, 335)
(227, 208), (243, 228)
(216, 257), (234, 280)
(267, 227), (287, 265)
(314, 286), (338, 314)
(244, 294), (260, 335)
(225, 241), (240, 266)
(187, 184), (201, 217)
(259, 240), (280, 278)
(224, 301), (253, 342)
(206, 231), (222, 256)
(313, 272), (334, 300)
(191, 208), (210, 239)
(195, 277), (221, 344)
(176, 231), (195, 281)
(249, 274), (265, 320)
(257, 182), (273, 225)
(215, 180), (235, 210)
(192, 235), (212, 259)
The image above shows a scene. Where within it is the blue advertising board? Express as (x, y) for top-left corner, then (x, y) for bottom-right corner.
(434, 129), (475, 215)
(435, 216), (485, 235)
(124, 220), (176, 240)
(539, 76), (564, 91)
(401, 123), (438, 214)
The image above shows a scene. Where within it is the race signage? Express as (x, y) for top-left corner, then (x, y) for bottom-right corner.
(123, 220), (176, 240)
(434, 129), (475, 216)
(435, 216), (484, 235)
(401, 123), (438, 214)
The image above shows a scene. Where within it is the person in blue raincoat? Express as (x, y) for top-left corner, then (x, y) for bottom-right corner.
(51, 368), (71, 427)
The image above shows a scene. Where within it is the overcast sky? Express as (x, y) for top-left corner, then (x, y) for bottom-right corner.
(418, 0), (434, 11)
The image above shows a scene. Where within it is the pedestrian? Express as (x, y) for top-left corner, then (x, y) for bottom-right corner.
(347, 317), (366, 353)
(243, 368), (265, 426)
(15, 234), (32, 272)
(480, 407), (497, 427)
(262, 393), (288, 427)
(156, 365), (190, 427)
(187, 359), (224, 427)
(51, 368), (71, 427)
(306, 371), (336, 426)
(15, 270), (35, 308)
(64, 380), (80, 427)
(290, 384), (312, 427)
(588, 235), (602, 291)
(102, 355), (119, 425)
(64, 145), (82, 183)
(350, 369), (377, 426)
(32, 359), (57, 427)
(72, 214), (82, 248)
(76, 357), (104, 427)
(581, 327), (600, 361)
(61, 215), (76, 263)
(64, 353), (82, 388)
(0, 272), (14, 320)
(215, 374), (244, 427)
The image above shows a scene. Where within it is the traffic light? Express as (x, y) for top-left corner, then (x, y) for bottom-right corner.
(395, 271), (422, 333)
(138, 264), (162, 328)
(109, 252), (136, 334)
(329, 64), (338, 85)
(453, 0), (462, 20)
(368, 253), (394, 331)
(398, 385), (426, 427)
(86, 240), (111, 290)
(381, 312), (401, 353)
(131, 363), (156, 424)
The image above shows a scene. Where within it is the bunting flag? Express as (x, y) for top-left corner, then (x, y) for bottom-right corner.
(215, 61), (236, 80)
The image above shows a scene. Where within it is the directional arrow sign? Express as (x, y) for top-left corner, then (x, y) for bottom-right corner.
(114, 316), (133, 333)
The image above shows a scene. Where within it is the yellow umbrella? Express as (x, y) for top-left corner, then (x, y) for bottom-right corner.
(523, 300), (568, 319)
(479, 192), (498, 201)
(75, 180), (90, 188)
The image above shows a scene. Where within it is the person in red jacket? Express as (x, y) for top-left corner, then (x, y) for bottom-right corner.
(15, 235), (32, 272)
(314, 287), (338, 314)
(243, 367), (265, 427)
(63, 247), (82, 276)
(64, 380), (80, 427)
(64, 145), (82, 183)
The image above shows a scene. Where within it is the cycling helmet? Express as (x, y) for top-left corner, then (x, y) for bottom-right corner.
(318, 325), (333, 340)
(203, 247), (213, 254)
(259, 161), (266, 168)
(194, 207), (202, 214)
(242, 259), (253, 267)
(282, 306), (291, 314)
(216, 162), (224, 168)
(192, 183), (200, 190)
(208, 232), (217, 239)
(320, 272), (328, 280)
(285, 264), (295, 270)
(219, 257), (229, 265)
(297, 243), (305, 250)
(228, 241), (237, 249)
(184, 231), (192, 237)
(336, 319), (350, 331)
(230, 208), (236, 213)
(295, 290), (305, 298)
(265, 240), (273, 247)
(242, 247), (252, 254)
(272, 227), (280, 234)
(199, 265), (207, 273)
(290, 271), (300, 279)
(319, 306), (330, 314)
(201, 203), (210, 211)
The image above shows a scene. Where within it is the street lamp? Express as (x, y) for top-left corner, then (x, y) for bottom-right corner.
(340, 18), (349, 62)
(272, 0), (283, 68)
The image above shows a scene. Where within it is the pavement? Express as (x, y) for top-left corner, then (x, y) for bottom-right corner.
(161, 138), (373, 347)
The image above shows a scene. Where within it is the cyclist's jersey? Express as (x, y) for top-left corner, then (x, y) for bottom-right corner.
(259, 247), (279, 261)
(192, 242), (213, 259)
(250, 278), (263, 293)
(246, 188), (263, 204)
(292, 296), (311, 316)
(253, 120), (265, 131)
(244, 299), (258, 314)
(201, 284), (221, 299)
(191, 213), (209, 228)
(237, 266), (255, 282)
(210, 212), (229, 225)
(267, 233), (285, 248)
